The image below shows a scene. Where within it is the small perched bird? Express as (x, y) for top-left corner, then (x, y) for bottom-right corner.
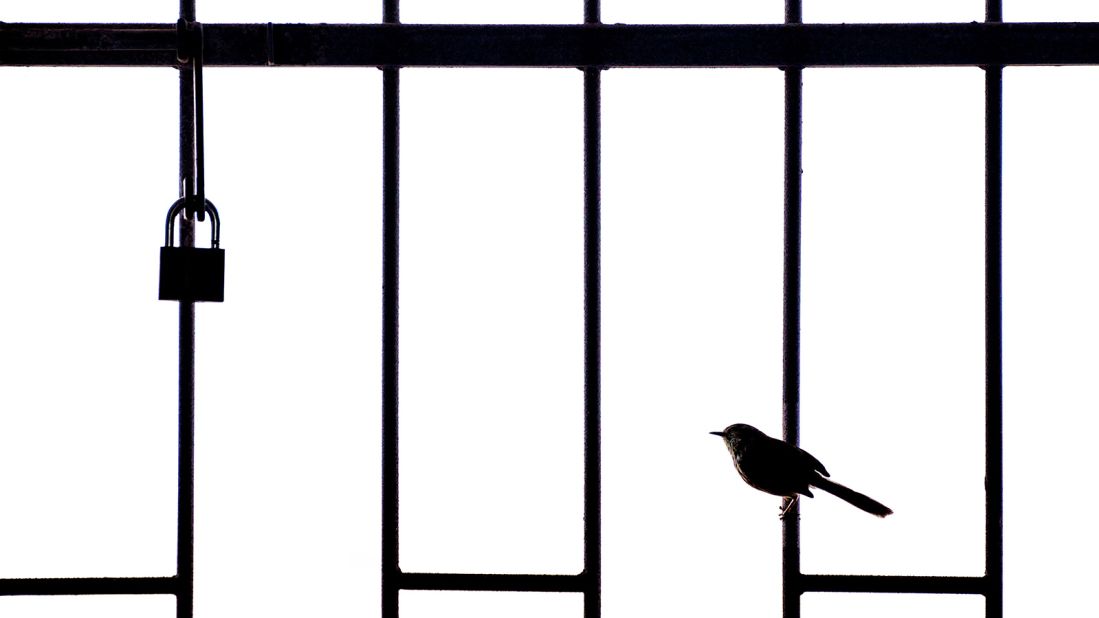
(710, 423), (893, 518)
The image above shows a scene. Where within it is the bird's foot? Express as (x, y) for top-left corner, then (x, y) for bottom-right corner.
(778, 496), (799, 520)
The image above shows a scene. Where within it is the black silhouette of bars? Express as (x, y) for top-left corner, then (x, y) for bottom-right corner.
(0, 0), (1021, 615)
(779, 1), (1003, 617)
(7, 22), (1099, 67)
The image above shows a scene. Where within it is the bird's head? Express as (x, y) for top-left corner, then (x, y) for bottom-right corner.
(710, 423), (763, 450)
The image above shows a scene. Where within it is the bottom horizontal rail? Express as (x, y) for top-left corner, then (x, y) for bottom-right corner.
(800, 574), (987, 595)
(398, 572), (589, 593)
(0, 576), (178, 596)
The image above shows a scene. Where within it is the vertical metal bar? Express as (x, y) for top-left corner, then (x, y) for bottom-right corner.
(585, 0), (600, 24)
(194, 27), (206, 209)
(384, 0), (399, 25)
(176, 211), (195, 618)
(984, 65), (1004, 618)
(381, 65), (401, 618)
(782, 7), (808, 615)
(582, 7), (602, 618)
(781, 4), (803, 617)
(986, 1), (1003, 24)
(786, 0), (802, 27)
(583, 65), (602, 618)
(781, 65), (803, 618)
(179, 34), (195, 199)
(380, 0), (401, 609)
(984, 3), (1004, 617)
(177, 5), (196, 618)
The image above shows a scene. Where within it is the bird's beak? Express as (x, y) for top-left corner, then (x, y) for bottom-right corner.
(709, 431), (724, 437)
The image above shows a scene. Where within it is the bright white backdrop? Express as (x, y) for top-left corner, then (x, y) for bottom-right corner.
(2, 2), (1099, 617)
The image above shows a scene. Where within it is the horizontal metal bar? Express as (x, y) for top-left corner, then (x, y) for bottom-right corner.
(0, 576), (178, 596)
(398, 572), (588, 593)
(5, 22), (1099, 67)
(800, 574), (987, 595)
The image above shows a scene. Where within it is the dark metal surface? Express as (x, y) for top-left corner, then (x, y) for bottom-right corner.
(159, 195), (224, 307)
(984, 15), (1004, 618)
(984, 60), (1005, 618)
(399, 572), (586, 593)
(380, 65), (400, 618)
(585, 0), (599, 25)
(192, 24), (207, 221)
(6, 22), (1099, 67)
(0, 577), (178, 596)
(801, 574), (987, 594)
(582, 65), (602, 618)
(988, 0), (1003, 24)
(159, 246), (225, 303)
(379, 5), (399, 615)
(177, 4), (197, 617)
(383, 0), (398, 27)
(176, 241), (195, 618)
(780, 5), (803, 618)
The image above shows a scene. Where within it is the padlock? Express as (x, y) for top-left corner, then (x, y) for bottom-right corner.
(159, 197), (224, 302)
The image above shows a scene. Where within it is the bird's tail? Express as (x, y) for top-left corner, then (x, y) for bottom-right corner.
(811, 475), (893, 517)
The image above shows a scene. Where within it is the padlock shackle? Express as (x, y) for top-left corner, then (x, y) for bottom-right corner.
(165, 197), (220, 249)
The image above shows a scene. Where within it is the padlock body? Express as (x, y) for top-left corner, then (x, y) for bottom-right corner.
(159, 246), (225, 302)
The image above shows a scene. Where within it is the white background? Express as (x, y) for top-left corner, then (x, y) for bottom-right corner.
(2, 2), (1099, 617)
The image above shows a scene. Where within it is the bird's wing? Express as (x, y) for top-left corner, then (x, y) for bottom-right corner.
(799, 447), (829, 477)
(761, 432), (830, 477)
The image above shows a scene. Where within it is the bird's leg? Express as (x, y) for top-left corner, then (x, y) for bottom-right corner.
(779, 495), (799, 519)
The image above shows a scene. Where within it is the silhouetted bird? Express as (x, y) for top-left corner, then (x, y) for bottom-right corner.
(711, 423), (892, 518)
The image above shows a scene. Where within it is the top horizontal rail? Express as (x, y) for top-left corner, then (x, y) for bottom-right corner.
(3, 22), (1099, 67)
